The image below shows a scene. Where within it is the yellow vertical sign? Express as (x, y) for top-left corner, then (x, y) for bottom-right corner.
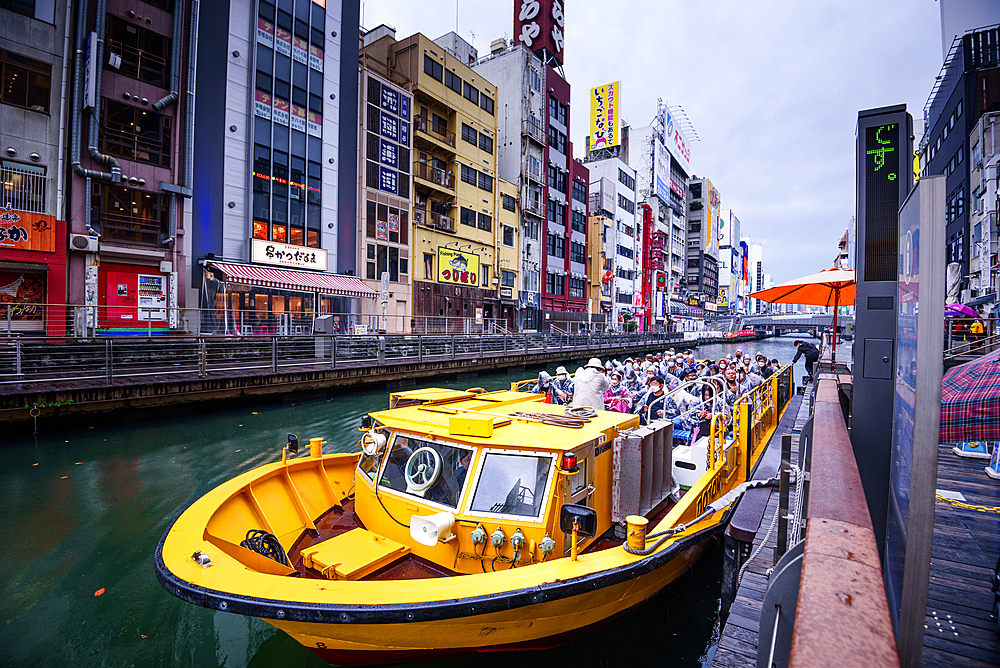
(590, 82), (620, 149)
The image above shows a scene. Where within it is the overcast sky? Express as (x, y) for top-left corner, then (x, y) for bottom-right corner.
(361, 0), (943, 283)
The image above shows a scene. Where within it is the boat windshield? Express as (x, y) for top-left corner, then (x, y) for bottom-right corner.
(468, 451), (553, 520)
(378, 434), (473, 510)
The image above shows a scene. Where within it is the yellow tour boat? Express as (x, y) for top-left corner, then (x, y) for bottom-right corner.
(156, 370), (792, 665)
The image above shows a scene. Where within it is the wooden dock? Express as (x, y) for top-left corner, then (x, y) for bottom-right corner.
(711, 392), (1000, 668)
(710, 386), (811, 668)
(923, 443), (1000, 667)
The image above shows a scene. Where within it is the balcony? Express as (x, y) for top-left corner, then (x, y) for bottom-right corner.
(414, 208), (456, 233)
(413, 161), (455, 192)
(521, 193), (543, 217)
(522, 118), (545, 145)
(413, 115), (455, 148)
(525, 161), (542, 184)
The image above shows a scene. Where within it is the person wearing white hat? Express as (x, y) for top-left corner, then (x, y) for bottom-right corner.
(573, 358), (611, 410)
(552, 365), (574, 405)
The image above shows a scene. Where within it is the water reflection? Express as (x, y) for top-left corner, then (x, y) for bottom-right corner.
(0, 335), (808, 667)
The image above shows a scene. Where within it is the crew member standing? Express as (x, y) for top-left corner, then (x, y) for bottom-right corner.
(792, 340), (820, 381)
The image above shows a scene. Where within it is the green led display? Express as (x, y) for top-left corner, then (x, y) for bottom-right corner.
(864, 122), (901, 282)
(867, 123), (898, 182)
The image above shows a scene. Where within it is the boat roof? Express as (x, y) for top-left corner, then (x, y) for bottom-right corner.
(373, 388), (636, 452)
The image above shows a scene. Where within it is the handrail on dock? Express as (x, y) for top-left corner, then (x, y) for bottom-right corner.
(788, 367), (900, 666)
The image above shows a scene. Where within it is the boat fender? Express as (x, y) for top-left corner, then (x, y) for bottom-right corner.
(539, 534), (556, 556)
(490, 526), (506, 549)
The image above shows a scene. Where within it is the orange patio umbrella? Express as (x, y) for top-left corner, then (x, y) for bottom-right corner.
(748, 268), (856, 363)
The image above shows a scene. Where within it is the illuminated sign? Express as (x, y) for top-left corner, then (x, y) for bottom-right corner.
(590, 82), (619, 149)
(655, 141), (670, 203)
(437, 247), (480, 286)
(251, 238), (328, 271)
(0, 207), (56, 252)
(864, 123), (900, 281)
(663, 111), (692, 174)
(515, 0), (565, 66)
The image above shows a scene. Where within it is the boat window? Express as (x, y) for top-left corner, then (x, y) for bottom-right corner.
(378, 434), (473, 509)
(358, 450), (381, 482)
(468, 452), (553, 519)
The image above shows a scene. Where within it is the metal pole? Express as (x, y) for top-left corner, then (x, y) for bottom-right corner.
(106, 339), (113, 382)
(418, 335), (422, 362)
(147, 309), (152, 337)
(6, 304), (10, 336)
(775, 433), (792, 563)
(332, 335), (337, 369)
(199, 338), (207, 378)
(15, 339), (21, 376)
(272, 336), (277, 373)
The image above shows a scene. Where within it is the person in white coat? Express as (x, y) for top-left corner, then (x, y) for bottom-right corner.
(572, 358), (611, 410)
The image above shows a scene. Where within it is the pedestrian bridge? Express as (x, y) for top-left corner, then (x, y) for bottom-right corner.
(739, 314), (854, 337)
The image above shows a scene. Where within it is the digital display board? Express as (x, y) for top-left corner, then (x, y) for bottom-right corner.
(864, 123), (900, 282)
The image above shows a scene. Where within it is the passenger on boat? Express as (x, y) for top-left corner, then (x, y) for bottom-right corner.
(531, 371), (556, 402)
(723, 368), (743, 405)
(572, 358), (611, 410)
(637, 375), (669, 425)
(603, 372), (631, 413)
(694, 380), (732, 440)
(551, 366), (574, 405)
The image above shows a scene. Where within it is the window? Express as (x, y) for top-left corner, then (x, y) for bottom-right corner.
(477, 212), (492, 232)
(379, 434), (473, 510)
(523, 269), (539, 292)
(687, 258), (700, 268)
(468, 451), (552, 519)
(463, 82), (479, 105)
(91, 184), (168, 246)
(107, 16), (171, 88)
(547, 126), (566, 154)
(569, 277), (585, 298)
(423, 55), (442, 81)
(572, 180), (587, 203)
(478, 132), (493, 154)
(1, 161), (46, 214)
(529, 68), (541, 92)
(1, 50), (51, 114)
(461, 164), (477, 185)
(460, 206), (476, 227)
(501, 270), (516, 287)
(101, 99), (172, 167)
(502, 225), (515, 247)
(480, 94), (494, 115)
(445, 69), (462, 94)
(502, 193), (516, 212)
(547, 164), (566, 193)
(547, 233), (565, 258)
(618, 194), (635, 215)
(571, 210), (586, 233)
(461, 123), (477, 146)
(523, 218), (539, 240)
(548, 95), (567, 124)
(365, 242), (401, 282)
(2, 0), (37, 17)
(481, 264), (490, 288)
(546, 272), (564, 296)
(616, 244), (634, 259)
(570, 241), (585, 263)
(478, 171), (493, 192)
(618, 169), (635, 192)
(424, 253), (434, 279)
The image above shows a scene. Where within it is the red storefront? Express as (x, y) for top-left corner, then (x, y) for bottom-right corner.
(0, 207), (67, 336)
(96, 262), (172, 335)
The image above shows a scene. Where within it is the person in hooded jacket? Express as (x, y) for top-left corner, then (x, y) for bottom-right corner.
(531, 371), (556, 402)
(603, 371), (631, 413)
(572, 358), (611, 410)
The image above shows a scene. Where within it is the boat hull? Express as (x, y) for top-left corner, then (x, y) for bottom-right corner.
(267, 539), (709, 666)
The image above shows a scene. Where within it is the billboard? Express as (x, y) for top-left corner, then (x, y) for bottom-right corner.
(437, 247), (481, 286)
(590, 82), (620, 149)
(515, 0), (565, 66)
(663, 110), (692, 175)
(655, 140), (670, 203)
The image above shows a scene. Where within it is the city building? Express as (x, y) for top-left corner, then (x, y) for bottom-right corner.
(495, 177), (520, 330)
(356, 46), (413, 333)
(190, 0), (368, 335)
(745, 239), (764, 315)
(0, 0), (71, 334)
(584, 156), (638, 329)
(834, 227), (852, 269)
(715, 209), (742, 317)
(361, 30), (503, 332)
(920, 24), (999, 296)
(587, 212), (612, 329)
(474, 3), (591, 333)
(968, 110), (999, 309)
(685, 177), (720, 309)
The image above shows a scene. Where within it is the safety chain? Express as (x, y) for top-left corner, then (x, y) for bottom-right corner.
(935, 493), (1000, 513)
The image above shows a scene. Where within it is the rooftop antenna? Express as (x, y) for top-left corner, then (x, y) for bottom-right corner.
(456, 0), (459, 34)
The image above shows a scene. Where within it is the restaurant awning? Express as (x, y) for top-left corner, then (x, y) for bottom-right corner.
(207, 262), (378, 298)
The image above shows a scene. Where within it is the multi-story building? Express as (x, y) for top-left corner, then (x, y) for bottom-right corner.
(474, 2), (591, 333)
(684, 177), (719, 307)
(584, 157), (638, 329)
(745, 239), (764, 315)
(188, 0), (367, 335)
(716, 210), (743, 317)
(0, 0), (71, 334)
(968, 111), (999, 308)
(834, 227), (852, 269)
(363, 30), (503, 331)
(920, 24), (999, 295)
(495, 178), (520, 330)
(356, 46), (413, 333)
(587, 212), (612, 329)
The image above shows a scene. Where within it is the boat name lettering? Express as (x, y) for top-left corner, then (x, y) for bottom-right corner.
(695, 471), (723, 516)
(595, 440), (612, 457)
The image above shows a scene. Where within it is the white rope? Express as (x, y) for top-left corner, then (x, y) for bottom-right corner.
(737, 464), (802, 586)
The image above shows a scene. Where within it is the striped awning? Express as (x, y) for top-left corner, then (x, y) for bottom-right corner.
(207, 262), (377, 298)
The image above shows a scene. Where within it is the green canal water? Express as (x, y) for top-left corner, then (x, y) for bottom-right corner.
(0, 336), (809, 667)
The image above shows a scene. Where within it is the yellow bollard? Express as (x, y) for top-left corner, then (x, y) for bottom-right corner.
(310, 437), (326, 458)
(626, 515), (648, 551)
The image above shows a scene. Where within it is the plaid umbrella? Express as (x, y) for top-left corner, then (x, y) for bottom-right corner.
(940, 347), (1000, 441)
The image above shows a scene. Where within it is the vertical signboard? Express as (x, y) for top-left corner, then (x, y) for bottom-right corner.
(885, 175), (944, 667)
(654, 141), (670, 204)
(590, 82), (619, 149)
(853, 105), (913, 555)
(83, 32), (97, 109)
(514, 0), (565, 65)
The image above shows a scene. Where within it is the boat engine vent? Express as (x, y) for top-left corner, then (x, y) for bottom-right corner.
(612, 420), (673, 521)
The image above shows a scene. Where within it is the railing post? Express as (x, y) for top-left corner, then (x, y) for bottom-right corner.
(147, 309), (152, 337)
(106, 339), (113, 383)
(775, 433), (792, 564)
(6, 304), (10, 336)
(503, 334), (507, 356)
(332, 335), (337, 369)
(15, 339), (21, 377)
(451, 335), (456, 358)
(418, 335), (422, 362)
(271, 336), (277, 373)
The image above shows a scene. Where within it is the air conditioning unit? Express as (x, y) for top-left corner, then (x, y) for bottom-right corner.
(70, 234), (99, 252)
(961, 289), (972, 303)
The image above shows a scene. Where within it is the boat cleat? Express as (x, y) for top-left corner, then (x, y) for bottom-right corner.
(490, 526), (506, 549)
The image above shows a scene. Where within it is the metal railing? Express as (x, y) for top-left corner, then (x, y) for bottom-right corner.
(522, 117), (545, 144)
(412, 162), (454, 190)
(413, 208), (456, 232)
(413, 115), (455, 147)
(106, 39), (169, 88)
(1, 165), (48, 214)
(944, 315), (998, 358)
(0, 330), (685, 388)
